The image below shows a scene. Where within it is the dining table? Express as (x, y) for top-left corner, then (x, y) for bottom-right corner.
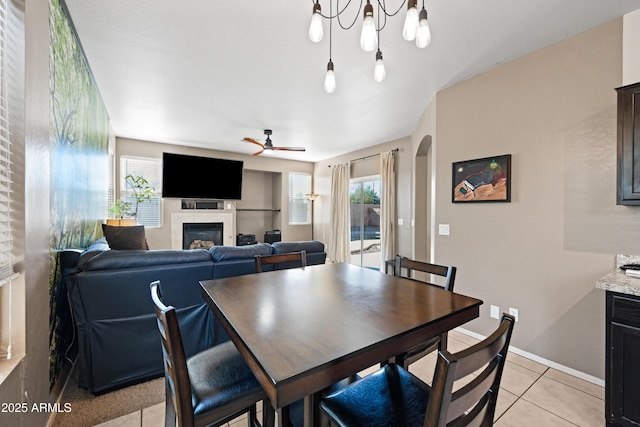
(199, 262), (483, 427)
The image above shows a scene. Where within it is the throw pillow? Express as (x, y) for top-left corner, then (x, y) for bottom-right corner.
(101, 224), (149, 250)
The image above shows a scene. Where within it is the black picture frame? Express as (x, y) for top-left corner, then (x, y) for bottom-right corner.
(452, 154), (511, 203)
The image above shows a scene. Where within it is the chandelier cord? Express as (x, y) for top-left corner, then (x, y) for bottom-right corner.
(377, 1), (381, 45)
(329, 0), (333, 60)
(313, 0), (407, 30)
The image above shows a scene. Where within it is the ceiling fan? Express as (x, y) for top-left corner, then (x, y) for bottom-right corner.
(243, 129), (306, 156)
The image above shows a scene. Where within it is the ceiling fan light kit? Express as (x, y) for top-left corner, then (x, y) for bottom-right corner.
(308, 0), (432, 93)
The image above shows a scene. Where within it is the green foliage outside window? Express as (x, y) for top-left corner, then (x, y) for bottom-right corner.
(350, 185), (380, 204)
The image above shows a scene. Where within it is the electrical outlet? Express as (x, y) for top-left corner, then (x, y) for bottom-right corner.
(490, 305), (500, 319)
(509, 307), (519, 322)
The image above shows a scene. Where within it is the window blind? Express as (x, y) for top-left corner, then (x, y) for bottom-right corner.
(288, 172), (311, 225)
(0, 0), (14, 284)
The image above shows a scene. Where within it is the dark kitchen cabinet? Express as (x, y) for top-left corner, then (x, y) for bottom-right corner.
(616, 82), (640, 205)
(606, 291), (640, 426)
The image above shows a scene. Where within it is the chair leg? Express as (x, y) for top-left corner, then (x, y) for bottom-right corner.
(392, 355), (409, 370)
(262, 400), (276, 427)
(247, 404), (258, 427)
(277, 405), (290, 427)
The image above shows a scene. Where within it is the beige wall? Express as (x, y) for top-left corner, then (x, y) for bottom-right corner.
(414, 18), (639, 379)
(411, 97), (437, 263)
(116, 138), (314, 248)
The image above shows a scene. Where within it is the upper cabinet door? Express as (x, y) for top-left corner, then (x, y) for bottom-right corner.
(616, 82), (640, 205)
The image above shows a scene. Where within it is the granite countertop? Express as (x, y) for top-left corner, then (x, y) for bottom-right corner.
(595, 254), (640, 297)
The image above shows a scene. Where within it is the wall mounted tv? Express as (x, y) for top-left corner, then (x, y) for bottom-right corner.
(162, 152), (243, 200)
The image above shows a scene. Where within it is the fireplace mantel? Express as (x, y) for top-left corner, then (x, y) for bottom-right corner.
(171, 211), (235, 249)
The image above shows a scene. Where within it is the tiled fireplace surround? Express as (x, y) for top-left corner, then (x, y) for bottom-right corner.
(170, 211), (236, 249)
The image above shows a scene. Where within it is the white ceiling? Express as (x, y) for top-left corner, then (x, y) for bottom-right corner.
(63, 0), (640, 162)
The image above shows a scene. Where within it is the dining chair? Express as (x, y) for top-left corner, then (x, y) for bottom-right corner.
(254, 250), (306, 273)
(150, 280), (274, 427)
(393, 255), (457, 369)
(320, 313), (516, 427)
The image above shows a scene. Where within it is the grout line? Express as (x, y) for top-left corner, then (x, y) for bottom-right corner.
(518, 366), (548, 398)
(539, 370), (605, 401)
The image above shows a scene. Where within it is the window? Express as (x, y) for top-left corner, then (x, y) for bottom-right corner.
(119, 156), (162, 227)
(349, 176), (381, 269)
(288, 172), (311, 225)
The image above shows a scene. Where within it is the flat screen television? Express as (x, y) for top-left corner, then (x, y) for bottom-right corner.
(162, 152), (243, 200)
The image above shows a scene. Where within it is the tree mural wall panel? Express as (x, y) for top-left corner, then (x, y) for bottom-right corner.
(49, 0), (111, 389)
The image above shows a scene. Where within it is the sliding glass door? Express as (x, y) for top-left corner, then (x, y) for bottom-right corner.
(349, 177), (381, 269)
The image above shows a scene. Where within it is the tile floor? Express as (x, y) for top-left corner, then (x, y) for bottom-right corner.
(95, 330), (605, 427)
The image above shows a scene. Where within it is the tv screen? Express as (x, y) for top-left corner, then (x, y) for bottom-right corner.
(162, 152), (243, 200)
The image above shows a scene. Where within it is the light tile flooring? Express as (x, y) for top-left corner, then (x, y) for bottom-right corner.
(96, 330), (605, 427)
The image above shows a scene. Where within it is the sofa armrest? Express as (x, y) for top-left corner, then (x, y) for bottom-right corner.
(59, 249), (83, 270)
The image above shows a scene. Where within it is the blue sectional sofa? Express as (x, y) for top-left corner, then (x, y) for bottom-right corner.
(63, 239), (326, 394)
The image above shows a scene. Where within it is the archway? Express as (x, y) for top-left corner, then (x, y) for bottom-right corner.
(414, 135), (432, 263)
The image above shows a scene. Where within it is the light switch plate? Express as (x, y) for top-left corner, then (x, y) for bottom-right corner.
(438, 224), (450, 235)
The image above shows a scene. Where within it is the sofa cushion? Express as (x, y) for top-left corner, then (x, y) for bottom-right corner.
(102, 224), (149, 250)
(209, 243), (272, 262)
(272, 240), (325, 254)
(75, 237), (111, 267)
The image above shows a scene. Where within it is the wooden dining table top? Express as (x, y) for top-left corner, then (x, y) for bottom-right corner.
(199, 262), (483, 411)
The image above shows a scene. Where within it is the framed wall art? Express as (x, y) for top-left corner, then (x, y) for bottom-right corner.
(452, 154), (511, 203)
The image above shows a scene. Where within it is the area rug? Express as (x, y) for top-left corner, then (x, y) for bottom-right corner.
(51, 367), (164, 427)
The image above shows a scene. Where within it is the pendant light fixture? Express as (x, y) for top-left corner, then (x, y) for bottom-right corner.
(373, 2), (385, 83)
(374, 50), (386, 83)
(360, 0), (377, 52)
(323, 0), (336, 93)
(402, 0), (419, 41)
(415, 2), (431, 48)
(309, 0), (432, 90)
(309, 1), (323, 42)
(324, 61), (336, 93)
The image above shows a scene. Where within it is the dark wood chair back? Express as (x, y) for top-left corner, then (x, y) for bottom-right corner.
(392, 255), (457, 367)
(254, 251), (307, 273)
(426, 314), (515, 427)
(150, 280), (194, 427)
(394, 255), (456, 291)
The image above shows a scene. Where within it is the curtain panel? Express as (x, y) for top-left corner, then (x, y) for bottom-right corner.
(380, 151), (396, 270)
(329, 163), (350, 262)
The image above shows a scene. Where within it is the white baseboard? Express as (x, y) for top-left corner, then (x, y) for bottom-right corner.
(455, 327), (605, 388)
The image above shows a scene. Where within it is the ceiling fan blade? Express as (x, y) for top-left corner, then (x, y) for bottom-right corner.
(243, 137), (264, 148)
(244, 132), (306, 154)
(273, 146), (306, 152)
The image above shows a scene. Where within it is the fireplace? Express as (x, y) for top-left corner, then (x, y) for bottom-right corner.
(183, 222), (223, 249)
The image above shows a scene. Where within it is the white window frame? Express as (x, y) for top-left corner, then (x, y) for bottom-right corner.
(288, 172), (311, 225)
(0, 0), (24, 376)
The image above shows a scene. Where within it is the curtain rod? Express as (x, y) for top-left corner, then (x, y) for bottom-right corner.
(329, 148), (398, 167)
